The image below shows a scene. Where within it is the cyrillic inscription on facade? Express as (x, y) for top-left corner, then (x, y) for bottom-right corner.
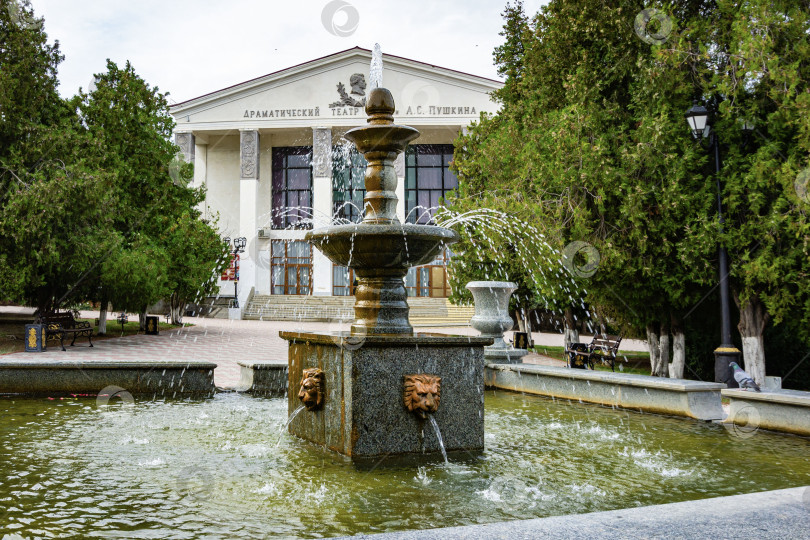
(243, 108), (321, 118)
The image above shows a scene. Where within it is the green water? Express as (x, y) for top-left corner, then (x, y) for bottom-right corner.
(1, 391), (808, 539)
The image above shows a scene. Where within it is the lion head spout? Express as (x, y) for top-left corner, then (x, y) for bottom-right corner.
(404, 374), (441, 419)
(298, 368), (325, 411)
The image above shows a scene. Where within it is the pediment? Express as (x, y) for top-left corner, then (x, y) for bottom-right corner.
(170, 47), (502, 130)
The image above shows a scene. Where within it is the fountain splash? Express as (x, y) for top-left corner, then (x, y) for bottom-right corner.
(284, 404), (305, 431)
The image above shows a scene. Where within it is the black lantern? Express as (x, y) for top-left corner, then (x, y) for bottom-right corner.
(684, 102), (709, 139)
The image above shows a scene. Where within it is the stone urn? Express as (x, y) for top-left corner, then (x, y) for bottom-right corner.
(466, 281), (528, 364)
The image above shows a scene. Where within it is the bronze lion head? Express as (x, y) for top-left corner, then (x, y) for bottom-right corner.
(298, 368), (325, 411)
(404, 374), (441, 419)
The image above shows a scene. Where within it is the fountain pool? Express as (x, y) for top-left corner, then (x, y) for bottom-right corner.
(2, 391), (809, 538)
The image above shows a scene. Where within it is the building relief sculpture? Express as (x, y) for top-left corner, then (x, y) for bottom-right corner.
(312, 128), (332, 177)
(329, 73), (367, 108)
(175, 133), (195, 162)
(240, 130), (259, 179)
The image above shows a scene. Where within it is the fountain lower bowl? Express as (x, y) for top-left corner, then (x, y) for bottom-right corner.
(305, 223), (458, 270)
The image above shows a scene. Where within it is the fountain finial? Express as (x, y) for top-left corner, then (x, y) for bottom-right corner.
(365, 87), (395, 125)
(369, 43), (383, 90)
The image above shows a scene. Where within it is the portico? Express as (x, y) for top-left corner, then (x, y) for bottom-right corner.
(169, 47), (502, 309)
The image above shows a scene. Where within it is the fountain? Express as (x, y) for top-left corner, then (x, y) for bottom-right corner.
(280, 47), (492, 459)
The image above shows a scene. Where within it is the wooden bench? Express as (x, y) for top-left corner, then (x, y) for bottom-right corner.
(40, 312), (94, 351)
(566, 334), (622, 371)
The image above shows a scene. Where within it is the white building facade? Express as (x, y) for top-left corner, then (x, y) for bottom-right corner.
(169, 47), (502, 307)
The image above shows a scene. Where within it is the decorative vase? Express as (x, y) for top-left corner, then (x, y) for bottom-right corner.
(467, 281), (517, 349)
(467, 281), (528, 364)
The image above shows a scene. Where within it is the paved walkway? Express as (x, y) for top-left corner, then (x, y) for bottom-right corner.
(2, 310), (648, 388)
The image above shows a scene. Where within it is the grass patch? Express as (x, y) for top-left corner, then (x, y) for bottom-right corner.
(96, 320), (178, 337)
(531, 345), (651, 375)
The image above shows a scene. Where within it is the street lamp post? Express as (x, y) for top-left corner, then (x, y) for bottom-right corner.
(224, 236), (247, 309)
(685, 103), (742, 387)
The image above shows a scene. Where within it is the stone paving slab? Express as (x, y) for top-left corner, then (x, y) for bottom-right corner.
(346, 486), (810, 539)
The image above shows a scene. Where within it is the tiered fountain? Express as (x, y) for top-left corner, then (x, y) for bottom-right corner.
(280, 50), (492, 460)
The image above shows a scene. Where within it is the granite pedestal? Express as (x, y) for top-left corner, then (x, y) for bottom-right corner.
(281, 331), (492, 460)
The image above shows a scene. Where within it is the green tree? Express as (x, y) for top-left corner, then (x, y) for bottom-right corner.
(0, 3), (228, 323)
(162, 213), (230, 324)
(453, 0), (810, 385)
(77, 59), (227, 327)
(0, 0), (67, 179)
(100, 238), (169, 315)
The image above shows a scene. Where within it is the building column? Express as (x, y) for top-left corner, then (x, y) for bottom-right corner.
(193, 139), (208, 217)
(239, 129), (260, 308)
(312, 127), (333, 296)
(395, 152), (406, 222)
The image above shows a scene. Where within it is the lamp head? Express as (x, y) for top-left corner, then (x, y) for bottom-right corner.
(685, 102), (709, 139)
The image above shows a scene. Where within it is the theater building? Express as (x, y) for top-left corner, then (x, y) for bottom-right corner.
(169, 47), (502, 316)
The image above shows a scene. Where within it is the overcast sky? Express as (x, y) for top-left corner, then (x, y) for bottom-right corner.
(31, 0), (549, 103)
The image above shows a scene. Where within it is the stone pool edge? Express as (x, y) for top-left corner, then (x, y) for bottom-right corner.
(484, 363), (726, 420)
(0, 359), (217, 396)
(346, 486), (810, 539)
(236, 359), (288, 396)
(723, 387), (810, 437)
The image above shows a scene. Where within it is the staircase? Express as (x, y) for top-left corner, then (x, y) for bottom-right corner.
(407, 297), (475, 327)
(243, 295), (474, 327)
(244, 295), (354, 322)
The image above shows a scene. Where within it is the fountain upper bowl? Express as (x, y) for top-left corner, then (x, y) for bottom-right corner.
(306, 223), (458, 270)
(344, 124), (420, 154)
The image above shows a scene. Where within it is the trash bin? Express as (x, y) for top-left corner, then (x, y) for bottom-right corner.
(145, 315), (159, 335)
(24, 324), (47, 352)
(513, 331), (529, 350)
